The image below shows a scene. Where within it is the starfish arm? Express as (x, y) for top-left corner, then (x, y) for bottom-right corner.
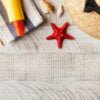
(46, 22), (74, 48)
(64, 34), (74, 40)
(60, 22), (70, 32)
(50, 23), (58, 31)
(46, 33), (55, 40)
(56, 37), (63, 48)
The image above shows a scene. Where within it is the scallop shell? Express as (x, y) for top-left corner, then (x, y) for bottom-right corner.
(40, 0), (49, 14)
(40, 0), (53, 13)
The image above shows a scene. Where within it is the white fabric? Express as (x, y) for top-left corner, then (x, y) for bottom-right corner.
(22, 0), (43, 27)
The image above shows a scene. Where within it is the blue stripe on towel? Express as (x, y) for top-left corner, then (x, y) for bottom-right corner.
(24, 14), (35, 31)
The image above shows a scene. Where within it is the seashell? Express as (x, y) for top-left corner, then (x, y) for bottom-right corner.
(57, 5), (64, 17)
(41, 0), (53, 13)
(40, 0), (49, 14)
(0, 40), (4, 48)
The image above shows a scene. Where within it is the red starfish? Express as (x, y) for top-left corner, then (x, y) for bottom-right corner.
(46, 22), (74, 48)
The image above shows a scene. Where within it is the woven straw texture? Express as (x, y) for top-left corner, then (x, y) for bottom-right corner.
(65, 0), (100, 39)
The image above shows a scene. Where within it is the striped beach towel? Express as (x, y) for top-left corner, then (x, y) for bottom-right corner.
(0, 0), (44, 44)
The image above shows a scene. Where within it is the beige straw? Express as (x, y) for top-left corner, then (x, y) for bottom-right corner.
(65, 0), (100, 39)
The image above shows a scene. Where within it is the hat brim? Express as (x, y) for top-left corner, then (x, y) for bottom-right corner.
(65, 0), (100, 39)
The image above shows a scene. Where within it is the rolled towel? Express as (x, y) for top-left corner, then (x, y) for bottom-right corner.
(0, 0), (44, 44)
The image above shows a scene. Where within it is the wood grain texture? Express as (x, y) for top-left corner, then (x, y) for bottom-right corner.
(0, 81), (100, 100)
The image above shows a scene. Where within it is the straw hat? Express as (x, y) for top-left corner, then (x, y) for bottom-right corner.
(65, 0), (100, 39)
